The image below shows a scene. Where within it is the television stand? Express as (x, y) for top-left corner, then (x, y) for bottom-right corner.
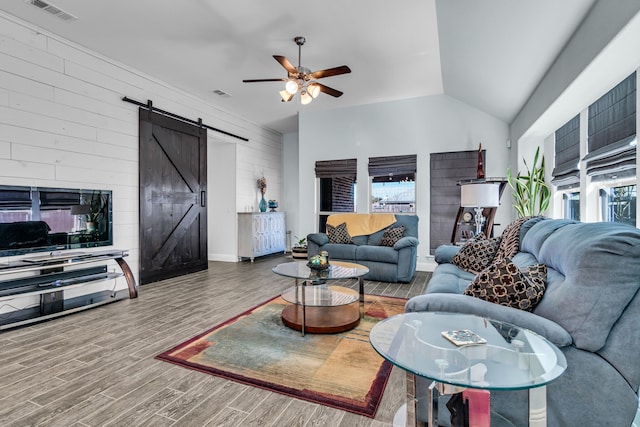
(0, 249), (137, 330)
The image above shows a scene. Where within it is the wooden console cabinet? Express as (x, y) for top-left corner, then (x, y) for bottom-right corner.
(237, 212), (286, 261)
(0, 249), (136, 330)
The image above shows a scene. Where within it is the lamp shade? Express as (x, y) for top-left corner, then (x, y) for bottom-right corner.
(300, 90), (312, 105)
(307, 83), (321, 98)
(279, 90), (294, 102)
(460, 183), (500, 207)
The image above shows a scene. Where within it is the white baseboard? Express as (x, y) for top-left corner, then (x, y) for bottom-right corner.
(417, 257), (437, 272)
(208, 253), (239, 262)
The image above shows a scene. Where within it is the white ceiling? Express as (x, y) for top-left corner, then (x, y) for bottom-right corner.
(0, 0), (596, 134)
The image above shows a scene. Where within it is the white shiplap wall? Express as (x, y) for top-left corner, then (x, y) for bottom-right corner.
(0, 12), (283, 298)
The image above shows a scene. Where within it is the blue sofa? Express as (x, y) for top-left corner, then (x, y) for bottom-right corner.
(307, 214), (419, 283)
(405, 217), (640, 426)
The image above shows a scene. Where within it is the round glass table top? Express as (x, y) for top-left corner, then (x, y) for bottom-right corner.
(272, 261), (369, 281)
(281, 284), (359, 307)
(369, 312), (567, 391)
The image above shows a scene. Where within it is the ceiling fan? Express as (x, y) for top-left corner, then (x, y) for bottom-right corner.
(243, 36), (351, 104)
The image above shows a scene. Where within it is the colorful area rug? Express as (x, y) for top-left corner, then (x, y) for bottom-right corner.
(156, 294), (407, 417)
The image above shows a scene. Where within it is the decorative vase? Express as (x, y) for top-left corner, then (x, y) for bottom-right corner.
(477, 142), (485, 179)
(259, 196), (267, 212)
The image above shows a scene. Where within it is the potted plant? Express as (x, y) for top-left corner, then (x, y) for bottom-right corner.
(507, 147), (551, 218)
(292, 235), (308, 259)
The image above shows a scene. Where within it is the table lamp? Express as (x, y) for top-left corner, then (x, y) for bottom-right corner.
(460, 183), (500, 237)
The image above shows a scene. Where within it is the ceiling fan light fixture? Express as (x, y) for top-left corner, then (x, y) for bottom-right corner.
(307, 83), (320, 98)
(285, 79), (299, 95)
(243, 36), (349, 104)
(279, 90), (294, 102)
(300, 90), (313, 105)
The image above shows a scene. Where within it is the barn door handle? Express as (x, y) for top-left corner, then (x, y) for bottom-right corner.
(201, 191), (206, 207)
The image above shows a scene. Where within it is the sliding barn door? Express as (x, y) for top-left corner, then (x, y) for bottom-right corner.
(139, 109), (208, 284)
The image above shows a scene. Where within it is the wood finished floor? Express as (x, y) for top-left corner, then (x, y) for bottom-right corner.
(0, 255), (430, 427)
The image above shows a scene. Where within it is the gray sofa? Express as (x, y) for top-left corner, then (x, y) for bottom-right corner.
(307, 214), (419, 283)
(406, 217), (640, 426)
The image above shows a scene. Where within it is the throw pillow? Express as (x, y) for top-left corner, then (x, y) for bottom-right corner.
(451, 235), (501, 274)
(463, 258), (547, 312)
(326, 222), (352, 244)
(380, 226), (405, 247)
(493, 216), (538, 264)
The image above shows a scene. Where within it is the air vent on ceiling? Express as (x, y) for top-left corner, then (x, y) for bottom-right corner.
(25, 0), (78, 22)
(212, 89), (231, 98)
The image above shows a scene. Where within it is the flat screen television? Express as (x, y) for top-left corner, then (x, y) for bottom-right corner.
(0, 185), (113, 258)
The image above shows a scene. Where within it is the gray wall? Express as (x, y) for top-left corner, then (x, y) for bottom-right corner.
(289, 94), (510, 268)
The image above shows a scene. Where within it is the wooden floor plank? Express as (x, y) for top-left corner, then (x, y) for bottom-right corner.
(0, 256), (430, 426)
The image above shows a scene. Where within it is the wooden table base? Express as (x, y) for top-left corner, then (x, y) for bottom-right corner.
(281, 304), (360, 334)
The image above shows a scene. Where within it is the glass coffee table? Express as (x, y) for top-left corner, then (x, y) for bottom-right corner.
(369, 312), (567, 426)
(273, 261), (369, 336)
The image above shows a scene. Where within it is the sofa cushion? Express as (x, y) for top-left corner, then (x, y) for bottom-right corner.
(434, 245), (462, 264)
(367, 228), (386, 246)
(320, 243), (357, 260)
(528, 221), (640, 352)
(327, 222), (352, 244)
(424, 263), (476, 294)
(380, 225), (405, 247)
(393, 215), (419, 239)
(350, 235), (368, 246)
(451, 235), (501, 274)
(463, 258), (546, 312)
(356, 245), (399, 264)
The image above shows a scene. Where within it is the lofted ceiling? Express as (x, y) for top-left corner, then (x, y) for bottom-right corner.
(0, 0), (596, 134)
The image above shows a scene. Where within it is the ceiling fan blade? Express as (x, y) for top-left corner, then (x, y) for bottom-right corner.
(273, 55), (297, 74)
(242, 78), (287, 83)
(316, 83), (344, 98)
(310, 65), (351, 79)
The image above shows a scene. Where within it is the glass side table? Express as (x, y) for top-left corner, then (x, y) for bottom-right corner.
(273, 261), (369, 336)
(369, 312), (567, 426)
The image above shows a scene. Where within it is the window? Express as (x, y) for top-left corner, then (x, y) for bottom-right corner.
(371, 179), (415, 213)
(430, 150), (483, 253)
(552, 115), (580, 190)
(584, 72), (636, 182)
(368, 155), (417, 214)
(562, 192), (580, 221)
(600, 184), (636, 225)
(319, 176), (356, 212)
(315, 159), (357, 232)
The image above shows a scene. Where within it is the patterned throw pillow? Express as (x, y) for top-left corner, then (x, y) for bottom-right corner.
(451, 235), (502, 274)
(326, 222), (352, 244)
(380, 226), (405, 247)
(463, 259), (547, 312)
(493, 216), (536, 264)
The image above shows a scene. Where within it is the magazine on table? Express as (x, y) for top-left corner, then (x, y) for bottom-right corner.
(441, 329), (487, 346)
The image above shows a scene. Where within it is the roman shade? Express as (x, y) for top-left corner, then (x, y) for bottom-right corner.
(583, 72), (636, 182)
(552, 114), (580, 189)
(315, 158), (357, 180)
(430, 150), (480, 253)
(368, 154), (417, 182)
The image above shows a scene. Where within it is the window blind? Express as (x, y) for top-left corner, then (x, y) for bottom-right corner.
(368, 154), (417, 178)
(552, 114), (580, 189)
(430, 150), (479, 253)
(314, 158), (357, 180)
(584, 72), (636, 181)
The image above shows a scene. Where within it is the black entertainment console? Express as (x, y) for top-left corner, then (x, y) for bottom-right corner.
(0, 249), (137, 330)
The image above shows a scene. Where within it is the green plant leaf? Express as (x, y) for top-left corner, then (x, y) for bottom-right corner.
(507, 147), (551, 218)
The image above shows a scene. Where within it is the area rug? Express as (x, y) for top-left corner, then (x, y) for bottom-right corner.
(156, 294), (407, 418)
